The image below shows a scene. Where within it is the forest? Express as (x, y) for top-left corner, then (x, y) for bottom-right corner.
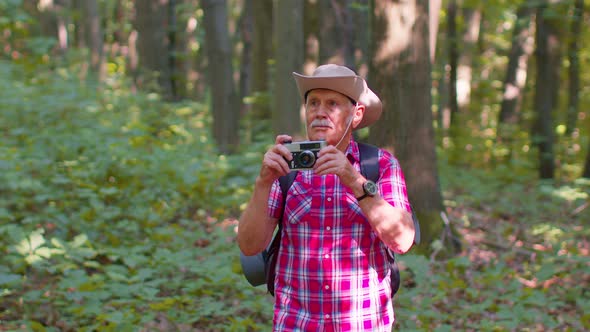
(0, 0), (588, 331)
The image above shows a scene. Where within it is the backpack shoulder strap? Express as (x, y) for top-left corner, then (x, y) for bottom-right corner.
(266, 171), (297, 296)
(278, 171), (297, 225)
(357, 142), (380, 183)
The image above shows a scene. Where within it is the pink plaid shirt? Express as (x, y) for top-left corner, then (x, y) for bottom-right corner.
(267, 139), (411, 331)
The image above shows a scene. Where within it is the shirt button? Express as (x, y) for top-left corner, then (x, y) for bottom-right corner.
(325, 314), (330, 319)
(327, 197), (332, 202)
(326, 226), (331, 231)
(324, 254), (330, 259)
(324, 285), (330, 290)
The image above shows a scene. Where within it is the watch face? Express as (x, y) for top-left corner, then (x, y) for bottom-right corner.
(364, 181), (378, 196)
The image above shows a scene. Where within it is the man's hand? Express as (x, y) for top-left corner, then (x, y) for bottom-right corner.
(314, 145), (363, 190)
(258, 135), (293, 185)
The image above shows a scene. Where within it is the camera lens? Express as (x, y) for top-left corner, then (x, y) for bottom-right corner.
(297, 150), (316, 168)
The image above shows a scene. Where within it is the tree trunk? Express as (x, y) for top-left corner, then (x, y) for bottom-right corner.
(167, 0), (179, 100)
(368, 0), (445, 255)
(249, 0), (273, 121)
(238, 0), (253, 144)
(273, 0), (304, 136)
(533, 2), (561, 179)
(303, 0), (319, 64)
(456, 5), (482, 110)
(170, 0), (196, 100)
(134, 0), (173, 99)
(318, 0), (355, 69)
(113, 1), (127, 47)
(351, 0), (369, 70)
(202, 0), (241, 154)
(446, 0), (459, 131)
(36, 0), (69, 53)
(78, 0), (104, 77)
(429, 0), (442, 64)
(497, 2), (535, 140)
(565, 0), (584, 136)
(239, 0), (253, 104)
(180, 1), (204, 100)
(583, 145), (590, 178)
(252, 0), (273, 94)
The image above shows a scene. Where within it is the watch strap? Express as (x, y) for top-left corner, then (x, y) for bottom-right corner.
(356, 193), (369, 202)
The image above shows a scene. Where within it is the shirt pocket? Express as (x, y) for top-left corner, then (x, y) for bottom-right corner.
(284, 181), (312, 224)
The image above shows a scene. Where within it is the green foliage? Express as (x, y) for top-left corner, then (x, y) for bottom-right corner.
(0, 59), (273, 331)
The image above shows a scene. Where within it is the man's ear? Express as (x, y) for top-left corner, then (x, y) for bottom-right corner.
(351, 104), (365, 129)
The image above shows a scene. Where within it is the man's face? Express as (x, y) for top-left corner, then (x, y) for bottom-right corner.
(305, 89), (357, 146)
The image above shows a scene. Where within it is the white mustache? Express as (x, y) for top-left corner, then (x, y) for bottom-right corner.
(311, 119), (334, 128)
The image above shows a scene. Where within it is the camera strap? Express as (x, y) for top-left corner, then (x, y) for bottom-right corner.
(334, 103), (357, 150)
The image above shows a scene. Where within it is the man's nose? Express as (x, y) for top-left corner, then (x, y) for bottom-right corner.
(315, 103), (329, 116)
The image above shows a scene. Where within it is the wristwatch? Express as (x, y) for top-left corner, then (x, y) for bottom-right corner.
(356, 180), (378, 202)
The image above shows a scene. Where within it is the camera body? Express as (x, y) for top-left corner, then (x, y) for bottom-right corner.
(284, 140), (327, 170)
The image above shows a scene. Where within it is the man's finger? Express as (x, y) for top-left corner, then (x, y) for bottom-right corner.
(275, 144), (293, 161)
(267, 153), (291, 175)
(275, 134), (293, 145)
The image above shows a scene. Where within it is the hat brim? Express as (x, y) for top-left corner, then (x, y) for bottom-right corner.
(293, 73), (382, 129)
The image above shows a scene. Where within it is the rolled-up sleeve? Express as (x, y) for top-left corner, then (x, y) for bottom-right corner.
(267, 179), (283, 219)
(378, 150), (411, 213)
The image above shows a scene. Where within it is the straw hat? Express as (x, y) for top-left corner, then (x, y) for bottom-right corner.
(292, 64), (383, 129)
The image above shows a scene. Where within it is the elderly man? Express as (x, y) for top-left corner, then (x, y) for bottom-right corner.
(238, 64), (416, 331)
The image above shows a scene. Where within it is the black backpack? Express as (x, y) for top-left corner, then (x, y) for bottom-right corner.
(241, 142), (421, 296)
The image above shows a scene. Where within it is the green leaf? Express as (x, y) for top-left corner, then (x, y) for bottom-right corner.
(0, 273), (21, 286)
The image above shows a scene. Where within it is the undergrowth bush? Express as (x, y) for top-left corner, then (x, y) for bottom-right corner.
(0, 60), (273, 331)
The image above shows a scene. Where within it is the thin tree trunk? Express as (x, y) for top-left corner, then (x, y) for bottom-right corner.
(202, 0), (241, 154)
(497, 2), (535, 140)
(583, 145), (590, 178)
(251, 0), (273, 94)
(273, 0), (304, 136)
(113, 1), (126, 47)
(533, 2), (561, 179)
(565, 0), (584, 136)
(429, 0), (441, 64)
(127, 30), (139, 93)
(368, 0), (445, 254)
(167, 0), (179, 100)
(318, 0), (355, 69)
(352, 0), (369, 71)
(456, 6), (482, 110)
(239, 0), (253, 104)
(37, 0), (69, 53)
(250, 0), (273, 120)
(303, 0), (318, 64)
(79, 0), (104, 77)
(171, 0), (195, 100)
(446, 0), (459, 130)
(238, 0), (253, 144)
(182, 1), (203, 99)
(437, 62), (449, 130)
(134, 0), (173, 99)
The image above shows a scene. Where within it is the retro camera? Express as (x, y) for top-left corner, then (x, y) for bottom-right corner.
(284, 140), (327, 170)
